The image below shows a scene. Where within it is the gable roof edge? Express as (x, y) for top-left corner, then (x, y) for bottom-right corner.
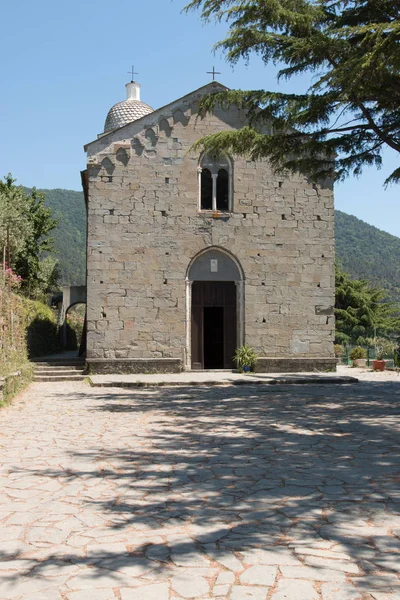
(84, 80), (230, 151)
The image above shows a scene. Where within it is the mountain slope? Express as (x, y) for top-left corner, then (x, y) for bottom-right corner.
(29, 187), (400, 302)
(335, 210), (400, 301)
(25, 188), (87, 286)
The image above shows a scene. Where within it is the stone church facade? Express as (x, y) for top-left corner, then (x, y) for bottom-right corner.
(82, 80), (336, 373)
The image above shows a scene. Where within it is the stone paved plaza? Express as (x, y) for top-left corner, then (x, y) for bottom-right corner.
(0, 381), (399, 599)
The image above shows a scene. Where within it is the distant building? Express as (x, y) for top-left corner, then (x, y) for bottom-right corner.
(81, 79), (335, 373)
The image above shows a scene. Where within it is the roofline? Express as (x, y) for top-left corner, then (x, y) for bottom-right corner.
(84, 80), (230, 151)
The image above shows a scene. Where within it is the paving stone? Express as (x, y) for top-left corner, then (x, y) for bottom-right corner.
(216, 571), (235, 584)
(270, 579), (319, 600)
(65, 569), (133, 590)
(294, 547), (352, 560)
(230, 585), (270, 599)
(171, 551), (210, 567)
(120, 583), (170, 600)
(171, 573), (209, 598)
(370, 594), (400, 600)
(320, 582), (363, 600)
(21, 592), (63, 600)
(146, 544), (170, 562)
(208, 550), (243, 572)
(241, 548), (302, 566)
(66, 590), (116, 600)
(239, 565), (277, 586)
(213, 584), (230, 596)
(303, 555), (360, 574)
(279, 565), (346, 582)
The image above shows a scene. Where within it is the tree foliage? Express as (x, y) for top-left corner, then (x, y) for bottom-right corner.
(30, 188), (87, 286)
(0, 175), (32, 259)
(185, 0), (400, 184)
(0, 175), (59, 298)
(335, 264), (400, 345)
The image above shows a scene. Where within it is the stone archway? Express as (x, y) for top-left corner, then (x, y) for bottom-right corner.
(58, 286), (87, 354)
(185, 247), (244, 370)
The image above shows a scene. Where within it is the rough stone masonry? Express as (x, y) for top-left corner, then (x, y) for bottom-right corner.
(82, 81), (335, 373)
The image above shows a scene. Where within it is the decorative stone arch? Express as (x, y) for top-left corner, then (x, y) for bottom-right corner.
(185, 247), (245, 370)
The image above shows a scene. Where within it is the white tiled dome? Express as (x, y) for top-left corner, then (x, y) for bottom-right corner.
(104, 82), (154, 133)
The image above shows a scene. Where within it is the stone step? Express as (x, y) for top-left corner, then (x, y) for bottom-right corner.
(33, 374), (86, 382)
(34, 368), (83, 377)
(32, 360), (85, 366)
(34, 365), (85, 372)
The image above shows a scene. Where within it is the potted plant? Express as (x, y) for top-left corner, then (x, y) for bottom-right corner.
(372, 338), (393, 371)
(349, 346), (367, 368)
(372, 353), (385, 371)
(233, 344), (258, 373)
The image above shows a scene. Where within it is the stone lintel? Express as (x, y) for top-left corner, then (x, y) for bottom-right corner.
(255, 357), (337, 373)
(86, 358), (182, 374)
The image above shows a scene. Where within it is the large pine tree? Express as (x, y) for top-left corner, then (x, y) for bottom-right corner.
(335, 264), (400, 345)
(186, 0), (400, 184)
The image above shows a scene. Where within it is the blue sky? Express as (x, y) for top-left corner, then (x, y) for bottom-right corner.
(0, 0), (398, 236)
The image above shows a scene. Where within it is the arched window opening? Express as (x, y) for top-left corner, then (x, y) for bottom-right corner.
(201, 168), (213, 210)
(198, 153), (232, 212)
(217, 169), (229, 211)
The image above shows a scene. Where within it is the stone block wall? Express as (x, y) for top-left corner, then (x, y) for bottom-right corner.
(85, 84), (335, 371)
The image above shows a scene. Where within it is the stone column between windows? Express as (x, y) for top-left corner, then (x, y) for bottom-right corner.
(197, 167), (202, 211)
(211, 173), (218, 211)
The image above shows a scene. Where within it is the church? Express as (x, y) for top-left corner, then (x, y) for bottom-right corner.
(81, 78), (336, 373)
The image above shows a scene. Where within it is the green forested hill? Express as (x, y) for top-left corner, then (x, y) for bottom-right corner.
(25, 188), (86, 286)
(335, 210), (400, 301)
(29, 187), (400, 300)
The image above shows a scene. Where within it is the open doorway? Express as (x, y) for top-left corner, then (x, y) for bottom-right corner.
(64, 303), (86, 354)
(191, 281), (236, 369)
(204, 307), (224, 368)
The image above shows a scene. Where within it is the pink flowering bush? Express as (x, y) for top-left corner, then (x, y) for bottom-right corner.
(2, 266), (23, 290)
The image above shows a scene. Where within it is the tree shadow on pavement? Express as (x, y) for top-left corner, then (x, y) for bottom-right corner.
(4, 381), (400, 596)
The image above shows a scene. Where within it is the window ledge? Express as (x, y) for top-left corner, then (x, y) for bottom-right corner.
(198, 210), (232, 218)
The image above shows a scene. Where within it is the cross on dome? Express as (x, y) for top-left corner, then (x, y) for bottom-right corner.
(127, 65), (139, 82)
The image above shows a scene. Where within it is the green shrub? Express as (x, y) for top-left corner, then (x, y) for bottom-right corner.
(0, 287), (28, 377)
(349, 346), (367, 360)
(24, 299), (61, 358)
(334, 344), (345, 358)
(0, 364), (33, 407)
(374, 337), (394, 360)
(233, 344), (258, 371)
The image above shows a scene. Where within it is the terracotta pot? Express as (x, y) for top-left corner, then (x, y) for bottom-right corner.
(372, 360), (385, 371)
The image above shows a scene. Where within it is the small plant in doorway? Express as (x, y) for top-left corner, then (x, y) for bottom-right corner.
(233, 345), (258, 373)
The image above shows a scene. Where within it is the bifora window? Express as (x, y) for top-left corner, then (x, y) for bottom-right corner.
(198, 153), (232, 212)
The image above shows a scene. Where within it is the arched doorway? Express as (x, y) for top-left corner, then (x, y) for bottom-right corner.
(186, 247), (244, 370)
(64, 303), (86, 353)
(59, 286), (87, 356)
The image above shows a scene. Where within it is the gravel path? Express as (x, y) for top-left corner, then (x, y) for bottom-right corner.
(0, 380), (399, 599)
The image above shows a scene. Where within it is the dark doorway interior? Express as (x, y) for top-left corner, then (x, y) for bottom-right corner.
(204, 307), (224, 368)
(191, 281), (237, 369)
